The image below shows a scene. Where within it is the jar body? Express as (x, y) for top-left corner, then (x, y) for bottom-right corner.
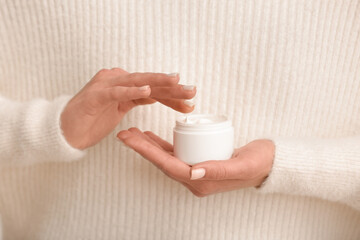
(173, 115), (234, 165)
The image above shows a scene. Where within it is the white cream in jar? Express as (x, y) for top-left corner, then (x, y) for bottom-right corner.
(173, 114), (234, 165)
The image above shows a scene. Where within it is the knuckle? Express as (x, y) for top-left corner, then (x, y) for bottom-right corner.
(93, 69), (111, 83)
(111, 67), (128, 75)
(98, 68), (109, 75)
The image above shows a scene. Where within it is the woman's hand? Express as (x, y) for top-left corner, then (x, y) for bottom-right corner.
(117, 128), (275, 197)
(61, 68), (196, 150)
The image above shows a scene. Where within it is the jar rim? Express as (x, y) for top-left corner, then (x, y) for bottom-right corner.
(175, 114), (232, 131)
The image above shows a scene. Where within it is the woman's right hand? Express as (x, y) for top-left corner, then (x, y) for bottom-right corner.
(60, 68), (196, 150)
(117, 128), (274, 197)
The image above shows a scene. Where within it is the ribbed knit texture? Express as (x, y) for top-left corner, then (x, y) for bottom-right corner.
(0, 0), (360, 239)
(0, 95), (85, 166)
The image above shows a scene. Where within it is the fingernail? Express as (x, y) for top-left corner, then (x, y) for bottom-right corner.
(139, 85), (150, 91)
(183, 85), (195, 91)
(191, 168), (206, 180)
(184, 100), (195, 107)
(167, 72), (179, 77)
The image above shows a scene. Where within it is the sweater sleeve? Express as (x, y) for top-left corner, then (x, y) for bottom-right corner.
(258, 136), (360, 211)
(0, 95), (85, 166)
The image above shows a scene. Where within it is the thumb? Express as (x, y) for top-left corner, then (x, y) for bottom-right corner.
(190, 159), (242, 180)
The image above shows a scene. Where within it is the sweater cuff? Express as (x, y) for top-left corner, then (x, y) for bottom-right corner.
(18, 95), (86, 165)
(257, 136), (360, 209)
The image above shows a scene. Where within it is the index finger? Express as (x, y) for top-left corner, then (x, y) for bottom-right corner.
(111, 72), (180, 87)
(117, 130), (191, 181)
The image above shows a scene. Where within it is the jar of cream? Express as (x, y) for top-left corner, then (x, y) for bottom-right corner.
(173, 114), (234, 165)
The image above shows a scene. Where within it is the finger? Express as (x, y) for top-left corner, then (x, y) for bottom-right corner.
(110, 72), (180, 87)
(150, 85), (196, 99)
(189, 158), (245, 181)
(188, 179), (257, 197)
(132, 98), (157, 105)
(144, 131), (174, 152)
(117, 130), (191, 181)
(154, 98), (195, 113)
(128, 128), (164, 150)
(101, 85), (151, 103)
(93, 68), (128, 83)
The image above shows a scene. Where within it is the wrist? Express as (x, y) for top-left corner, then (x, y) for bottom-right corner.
(60, 104), (86, 150)
(252, 139), (275, 187)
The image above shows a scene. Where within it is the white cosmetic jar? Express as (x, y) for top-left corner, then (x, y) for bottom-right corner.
(173, 114), (234, 165)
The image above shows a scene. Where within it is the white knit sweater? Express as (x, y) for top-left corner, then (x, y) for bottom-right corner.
(0, 0), (360, 239)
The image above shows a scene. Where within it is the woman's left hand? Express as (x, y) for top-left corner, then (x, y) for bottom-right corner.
(117, 128), (275, 197)
(61, 68), (196, 150)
